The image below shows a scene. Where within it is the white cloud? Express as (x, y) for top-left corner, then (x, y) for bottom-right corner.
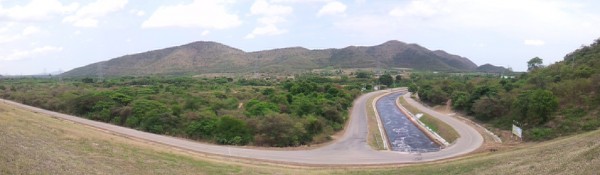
(63, 0), (128, 28)
(389, 0), (440, 18)
(0, 46), (63, 61)
(355, 0), (367, 4)
(22, 26), (41, 36)
(0, 23), (15, 33)
(0, 34), (20, 44)
(201, 30), (210, 36)
(334, 15), (397, 35)
(0, 0), (79, 21)
(0, 25), (42, 44)
(250, 0), (293, 16)
(142, 0), (241, 29)
(246, 0), (293, 39)
(129, 9), (145, 17)
(245, 25), (286, 39)
(524, 39), (545, 46)
(380, 0), (600, 51)
(317, 1), (347, 17)
(387, 0), (597, 32)
(270, 0), (331, 3)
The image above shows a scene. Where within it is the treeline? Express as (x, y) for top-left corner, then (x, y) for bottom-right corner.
(408, 38), (600, 140)
(0, 75), (362, 147)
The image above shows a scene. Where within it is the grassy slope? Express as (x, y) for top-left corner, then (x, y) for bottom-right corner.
(366, 93), (385, 150)
(398, 97), (459, 144)
(1, 102), (600, 175)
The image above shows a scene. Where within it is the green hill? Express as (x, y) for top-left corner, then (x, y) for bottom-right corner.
(409, 38), (600, 140)
(61, 40), (479, 77)
(476, 63), (511, 73)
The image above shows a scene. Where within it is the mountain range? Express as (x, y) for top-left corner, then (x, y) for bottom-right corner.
(61, 40), (506, 77)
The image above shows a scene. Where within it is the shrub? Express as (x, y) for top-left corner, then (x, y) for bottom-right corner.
(528, 127), (555, 141)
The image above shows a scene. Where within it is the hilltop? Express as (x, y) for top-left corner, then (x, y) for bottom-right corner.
(476, 63), (511, 73)
(61, 40), (481, 77)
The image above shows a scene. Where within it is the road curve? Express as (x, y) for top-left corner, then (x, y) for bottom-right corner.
(1, 90), (482, 165)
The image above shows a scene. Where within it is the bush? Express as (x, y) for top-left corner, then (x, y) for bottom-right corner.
(185, 116), (218, 139)
(513, 90), (558, 125)
(528, 127), (555, 141)
(214, 116), (252, 145)
(472, 96), (506, 121)
(582, 120), (600, 131)
(253, 114), (306, 147)
(245, 99), (279, 117)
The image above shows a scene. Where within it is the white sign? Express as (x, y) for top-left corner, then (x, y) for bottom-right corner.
(415, 113), (423, 119)
(512, 124), (522, 138)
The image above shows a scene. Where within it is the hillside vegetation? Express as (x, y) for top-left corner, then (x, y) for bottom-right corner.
(0, 75), (366, 147)
(61, 40), (480, 77)
(2, 99), (599, 174)
(408, 38), (600, 140)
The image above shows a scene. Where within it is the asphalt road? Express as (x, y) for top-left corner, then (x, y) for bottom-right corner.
(1, 89), (482, 165)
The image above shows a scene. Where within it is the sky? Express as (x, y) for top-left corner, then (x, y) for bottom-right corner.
(0, 0), (599, 75)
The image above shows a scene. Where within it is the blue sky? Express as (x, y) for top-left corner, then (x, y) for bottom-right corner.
(0, 0), (599, 75)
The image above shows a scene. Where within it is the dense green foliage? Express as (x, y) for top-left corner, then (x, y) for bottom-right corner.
(409, 38), (600, 140)
(0, 75), (364, 147)
(378, 74), (394, 87)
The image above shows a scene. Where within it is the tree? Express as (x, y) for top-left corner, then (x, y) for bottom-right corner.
(253, 114), (304, 147)
(513, 90), (558, 125)
(214, 116), (252, 145)
(471, 96), (506, 121)
(127, 99), (174, 133)
(395, 75), (402, 84)
(527, 57), (544, 71)
(408, 83), (418, 93)
(466, 85), (498, 112)
(378, 74), (393, 87)
(82, 77), (94, 83)
(290, 94), (316, 116)
(355, 71), (371, 78)
(185, 116), (218, 139)
(245, 99), (279, 117)
(450, 91), (469, 110)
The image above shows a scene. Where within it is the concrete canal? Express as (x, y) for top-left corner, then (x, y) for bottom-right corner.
(376, 92), (440, 152)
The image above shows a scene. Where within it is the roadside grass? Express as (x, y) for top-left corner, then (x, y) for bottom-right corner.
(2, 101), (600, 175)
(398, 97), (459, 144)
(366, 93), (386, 150)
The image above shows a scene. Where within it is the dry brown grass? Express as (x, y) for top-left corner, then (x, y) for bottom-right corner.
(2, 101), (600, 175)
(366, 93), (386, 150)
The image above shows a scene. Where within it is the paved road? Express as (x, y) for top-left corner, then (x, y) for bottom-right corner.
(1, 89), (482, 165)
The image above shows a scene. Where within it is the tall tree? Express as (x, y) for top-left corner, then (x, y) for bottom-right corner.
(378, 74), (393, 87)
(527, 57), (544, 71)
(513, 90), (558, 125)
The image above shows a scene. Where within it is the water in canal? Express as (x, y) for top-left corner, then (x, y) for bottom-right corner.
(376, 92), (440, 153)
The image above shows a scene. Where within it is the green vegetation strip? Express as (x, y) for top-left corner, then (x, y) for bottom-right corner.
(398, 97), (459, 144)
(0, 76), (362, 147)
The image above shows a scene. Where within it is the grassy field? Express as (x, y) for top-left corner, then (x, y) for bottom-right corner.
(1, 101), (600, 174)
(398, 97), (460, 144)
